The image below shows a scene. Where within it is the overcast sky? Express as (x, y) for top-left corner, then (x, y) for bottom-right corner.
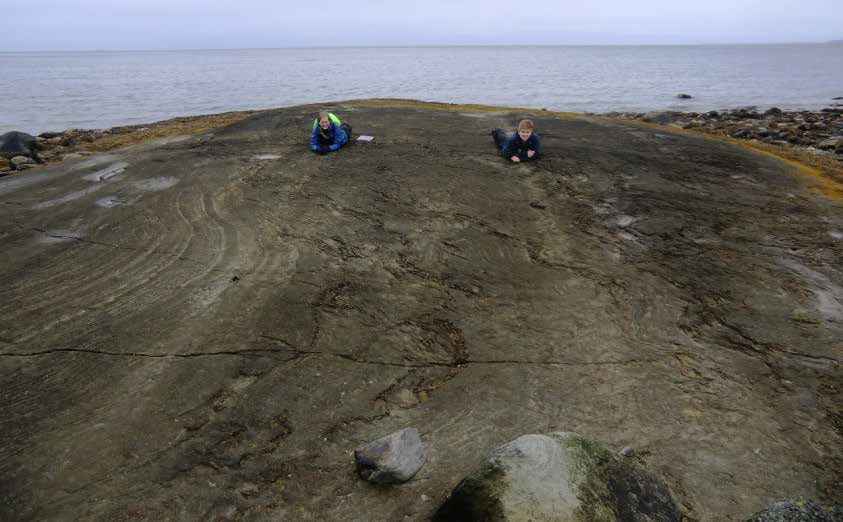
(5, 0), (842, 51)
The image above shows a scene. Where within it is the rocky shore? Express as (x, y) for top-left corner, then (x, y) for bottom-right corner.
(602, 106), (843, 158)
(0, 110), (256, 174)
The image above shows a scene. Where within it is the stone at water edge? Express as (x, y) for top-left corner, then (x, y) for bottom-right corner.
(676, 94), (693, 99)
(354, 427), (426, 484)
(642, 112), (675, 125)
(433, 432), (681, 521)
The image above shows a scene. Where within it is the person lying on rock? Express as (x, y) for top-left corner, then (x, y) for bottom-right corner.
(310, 111), (352, 155)
(491, 119), (541, 162)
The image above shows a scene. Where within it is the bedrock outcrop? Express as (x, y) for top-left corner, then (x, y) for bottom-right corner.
(0, 101), (841, 520)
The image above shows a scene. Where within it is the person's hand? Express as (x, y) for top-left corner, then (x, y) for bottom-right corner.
(527, 150), (535, 158)
(510, 156), (520, 162)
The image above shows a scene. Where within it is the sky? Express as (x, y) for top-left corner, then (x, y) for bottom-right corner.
(5, 0), (843, 51)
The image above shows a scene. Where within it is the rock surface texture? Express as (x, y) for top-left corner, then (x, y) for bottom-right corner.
(433, 432), (681, 521)
(0, 102), (841, 520)
(354, 427), (426, 484)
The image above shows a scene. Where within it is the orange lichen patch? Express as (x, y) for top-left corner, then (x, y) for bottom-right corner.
(607, 117), (843, 203)
(80, 110), (259, 154)
(736, 142), (843, 201)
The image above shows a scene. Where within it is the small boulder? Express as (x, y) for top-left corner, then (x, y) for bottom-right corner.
(433, 432), (681, 521)
(676, 93), (693, 99)
(733, 108), (761, 119)
(642, 112), (674, 125)
(354, 427), (425, 484)
(764, 107), (783, 117)
(38, 131), (64, 139)
(60, 135), (80, 147)
(818, 137), (843, 151)
(0, 131), (39, 160)
(0, 157), (11, 172)
(11, 156), (35, 169)
(746, 499), (843, 521)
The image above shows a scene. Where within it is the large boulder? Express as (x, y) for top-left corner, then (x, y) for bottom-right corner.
(0, 157), (11, 172)
(746, 499), (843, 521)
(0, 131), (39, 160)
(433, 432), (681, 521)
(354, 427), (426, 484)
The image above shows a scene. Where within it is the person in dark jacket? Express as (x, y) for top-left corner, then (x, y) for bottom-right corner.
(491, 119), (541, 162)
(310, 112), (351, 154)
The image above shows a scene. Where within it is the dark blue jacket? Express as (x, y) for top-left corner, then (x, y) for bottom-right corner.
(310, 121), (348, 153)
(502, 133), (541, 161)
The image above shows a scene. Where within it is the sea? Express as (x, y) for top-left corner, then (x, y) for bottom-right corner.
(1, 44), (842, 135)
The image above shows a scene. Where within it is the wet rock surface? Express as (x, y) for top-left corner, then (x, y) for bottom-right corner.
(433, 432), (680, 521)
(0, 102), (841, 520)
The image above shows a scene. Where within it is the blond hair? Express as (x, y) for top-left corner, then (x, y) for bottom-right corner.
(517, 119), (535, 131)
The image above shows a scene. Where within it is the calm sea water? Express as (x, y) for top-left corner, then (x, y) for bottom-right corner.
(2, 45), (842, 135)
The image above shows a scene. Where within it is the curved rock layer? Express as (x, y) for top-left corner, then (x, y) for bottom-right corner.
(0, 103), (841, 520)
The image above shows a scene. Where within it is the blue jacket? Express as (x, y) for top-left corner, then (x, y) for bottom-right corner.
(310, 120), (348, 153)
(502, 133), (541, 161)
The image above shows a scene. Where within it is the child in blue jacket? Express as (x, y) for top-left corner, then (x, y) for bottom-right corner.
(492, 119), (541, 162)
(310, 112), (351, 154)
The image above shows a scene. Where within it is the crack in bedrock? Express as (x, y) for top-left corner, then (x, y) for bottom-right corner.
(0, 344), (673, 368)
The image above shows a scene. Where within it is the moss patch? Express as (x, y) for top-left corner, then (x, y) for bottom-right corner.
(559, 433), (681, 522)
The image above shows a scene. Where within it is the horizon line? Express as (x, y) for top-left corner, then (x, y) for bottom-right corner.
(2, 40), (841, 53)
